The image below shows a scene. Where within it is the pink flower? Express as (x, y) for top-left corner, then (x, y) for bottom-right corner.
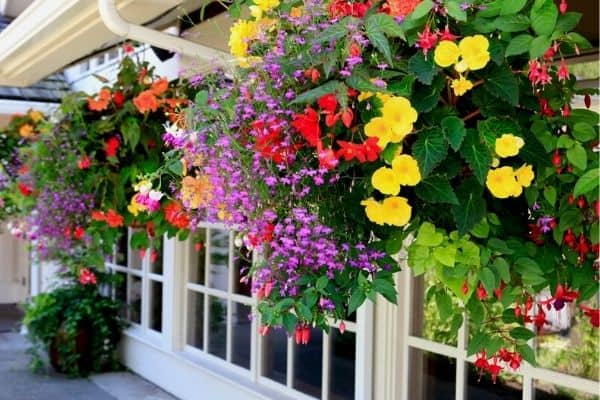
(557, 59), (569, 81)
(79, 268), (97, 285)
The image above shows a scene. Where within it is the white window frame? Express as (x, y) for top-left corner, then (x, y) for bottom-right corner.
(398, 268), (600, 399)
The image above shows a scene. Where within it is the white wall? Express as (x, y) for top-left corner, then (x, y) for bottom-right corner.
(0, 225), (29, 303)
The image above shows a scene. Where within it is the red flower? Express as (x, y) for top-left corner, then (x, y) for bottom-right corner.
(557, 59), (569, 81)
(580, 305), (600, 328)
(552, 283), (579, 310)
(77, 155), (91, 170)
(105, 137), (120, 158)
(438, 25), (459, 41)
(88, 88), (111, 112)
(151, 78), (169, 96)
(318, 93), (338, 114)
(494, 280), (506, 300)
(336, 138), (381, 163)
(528, 223), (544, 245)
(91, 210), (106, 221)
(487, 357), (503, 384)
(316, 141), (339, 170)
(18, 183), (32, 196)
(575, 233), (589, 263)
(341, 108), (354, 128)
(416, 25), (438, 56)
(113, 91), (125, 108)
(533, 305), (548, 331)
(292, 107), (321, 147)
(476, 283), (487, 300)
(79, 268), (97, 285)
(295, 324), (311, 345)
(104, 209), (124, 228)
(133, 90), (160, 113)
(474, 351), (489, 380)
(164, 201), (190, 229)
(303, 68), (320, 83)
(461, 280), (469, 295)
(559, 0), (568, 14)
(123, 43), (135, 54)
(329, 0), (371, 18)
(74, 226), (85, 240)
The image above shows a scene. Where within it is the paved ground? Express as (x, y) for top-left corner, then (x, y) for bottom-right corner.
(0, 304), (23, 332)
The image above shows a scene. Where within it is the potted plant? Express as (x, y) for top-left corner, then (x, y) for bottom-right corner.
(23, 267), (125, 376)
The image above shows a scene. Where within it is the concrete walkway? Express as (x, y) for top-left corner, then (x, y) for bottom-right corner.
(0, 332), (177, 400)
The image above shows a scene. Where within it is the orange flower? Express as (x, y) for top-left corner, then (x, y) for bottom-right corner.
(88, 88), (112, 112)
(19, 124), (35, 139)
(104, 209), (124, 228)
(151, 78), (169, 96)
(382, 0), (422, 17)
(91, 210), (106, 221)
(133, 90), (160, 113)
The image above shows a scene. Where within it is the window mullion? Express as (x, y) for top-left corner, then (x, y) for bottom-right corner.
(203, 229), (211, 351)
(226, 232), (234, 363)
(455, 312), (468, 400)
(321, 330), (331, 400)
(286, 337), (294, 388)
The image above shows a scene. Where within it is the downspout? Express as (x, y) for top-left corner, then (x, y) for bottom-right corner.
(97, 0), (230, 62)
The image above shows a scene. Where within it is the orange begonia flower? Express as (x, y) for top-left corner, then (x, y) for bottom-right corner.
(133, 90), (160, 114)
(151, 78), (169, 96)
(19, 124), (35, 139)
(88, 88), (112, 112)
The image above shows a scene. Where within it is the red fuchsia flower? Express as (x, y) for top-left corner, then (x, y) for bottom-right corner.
(544, 46), (556, 60)
(461, 280), (469, 295)
(580, 305), (600, 327)
(557, 59), (569, 81)
(104, 209), (124, 228)
(194, 242), (203, 252)
(529, 61), (552, 86)
(339, 321), (346, 334)
(105, 137), (120, 158)
(539, 98), (555, 117)
(18, 182), (32, 196)
(509, 352), (522, 371)
(552, 283), (579, 310)
(292, 107), (321, 147)
(584, 94), (592, 108)
(514, 302), (522, 318)
(552, 149), (562, 167)
(150, 249), (158, 264)
(438, 25), (459, 41)
(476, 283), (487, 300)
(123, 43), (134, 54)
(533, 305), (548, 331)
(494, 281), (506, 300)
(474, 351), (490, 381)
(77, 155), (91, 170)
(577, 196), (586, 209)
(74, 226), (85, 240)
(561, 104), (571, 117)
(563, 228), (576, 248)
(79, 268), (97, 285)
(146, 221), (155, 238)
(113, 91), (125, 108)
(559, 0), (568, 14)
(416, 25), (438, 56)
(487, 357), (503, 384)
(575, 233), (589, 263)
(295, 324), (311, 345)
(258, 325), (270, 336)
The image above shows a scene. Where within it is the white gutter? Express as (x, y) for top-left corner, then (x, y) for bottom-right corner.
(97, 0), (230, 63)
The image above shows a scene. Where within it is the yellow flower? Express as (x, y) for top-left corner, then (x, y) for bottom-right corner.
(28, 110), (43, 123)
(515, 164), (535, 187)
(382, 196), (412, 226)
(491, 157), (500, 168)
(229, 20), (259, 58)
(127, 194), (146, 216)
(361, 197), (387, 225)
(134, 179), (152, 193)
(358, 91), (373, 102)
(451, 76), (474, 96)
(391, 154), (421, 186)
(458, 35), (490, 71)
(495, 134), (524, 158)
(249, 0), (280, 19)
(372, 167), (401, 195)
(486, 167), (522, 199)
(365, 117), (394, 149)
(381, 96), (418, 140)
(434, 41), (460, 68)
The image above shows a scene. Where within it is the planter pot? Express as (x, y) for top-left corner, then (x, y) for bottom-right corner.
(48, 323), (92, 374)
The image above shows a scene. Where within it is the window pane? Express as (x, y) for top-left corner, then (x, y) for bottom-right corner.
(186, 291), (204, 350)
(130, 244), (143, 270)
(150, 281), (162, 332)
(535, 380), (599, 400)
(293, 328), (323, 398)
(115, 231), (128, 266)
(412, 273), (459, 346)
(262, 328), (287, 385)
(329, 329), (356, 400)
(209, 229), (229, 291)
(408, 348), (456, 400)
(188, 229), (207, 285)
(114, 271), (127, 318)
(536, 298), (599, 381)
(129, 275), (142, 324)
(233, 247), (252, 297)
(151, 239), (163, 275)
(208, 296), (227, 359)
(467, 363), (522, 399)
(231, 302), (252, 369)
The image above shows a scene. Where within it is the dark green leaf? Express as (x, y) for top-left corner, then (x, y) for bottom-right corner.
(529, 35), (552, 59)
(408, 0), (433, 20)
(573, 168), (600, 197)
(517, 343), (537, 366)
(483, 65), (519, 106)
(467, 330), (487, 356)
(388, 75), (415, 97)
(479, 267), (497, 293)
(572, 122), (597, 142)
(408, 52), (437, 85)
(435, 291), (453, 320)
(373, 278), (397, 303)
(313, 19), (350, 44)
(566, 143), (587, 170)
(494, 15), (530, 32)
(511, 326), (536, 341)
(290, 81), (347, 105)
(555, 12), (582, 33)
(282, 313), (298, 334)
(415, 175), (459, 205)
(365, 22), (393, 65)
(500, 0), (527, 15)
(346, 75), (382, 92)
(348, 287), (366, 314)
(316, 275), (329, 291)
(446, 0), (467, 21)
(441, 116), (467, 151)
(515, 257), (544, 277)
(452, 179), (487, 236)
(412, 127), (448, 177)
(505, 34), (534, 57)
(366, 13), (405, 38)
(120, 117), (141, 150)
(460, 130), (492, 185)
(491, 257), (511, 283)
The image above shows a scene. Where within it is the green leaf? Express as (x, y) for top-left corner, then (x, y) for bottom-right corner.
(556, 134), (575, 149)
(316, 275), (329, 291)
(467, 330), (488, 356)
(500, 0), (527, 15)
(572, 123), (597, 142)
(488, 238), (514, 255)
(483, 65), (519, 106)
(366, 13), (405, 38)
(348, 287), (366, 314)
(282, 313), (298, 334)
(573, 168), (600, 197)
(543, 186), (557, 206)
(517, 343), (537, 366)
(571, 109), (600, 126)
(515, 257), (544, 277)
(290, 80), (347, 105)
(313, 19), (350, 44)
(505, 34), (534, 57)
(195, 90), (209, 106)
(452, 179), (487, 236)
(412, 127), (448, 177)
(531, 0), (558, 36)
(415, 222), (444, 247)
(407, 245), (436, 276)
(166, 159), (183, 176)
(521, 131), (552, 167)
(346, 75), (381, 93)
(529, 35), (552, 59)
(491, 257), (511, 283)
(555, 12), (582, 33)
(510, 326), (536, 341)
(566, 143), (587, 170)
(494, 15), (530, 32)
(382, 143), (402, 164)
(276, 298), (296, 312)
(415, 175), (459, 205)
(468, 298), (485, 327)
(373, 278), (397, 303)
(446, 0), (467, 21)
(408, 52), (437, 85)
(408, 0), (433, 20)
(566, 32), (592, 50)
(460, 130), (492, 185)
(388, 75), (415, 97)
(470, 219), (490, 239)
(365, 22), (393, 65)
(433, 245), (457, 267)
(120, 117), (141, 150)
(479, 267), (497, 293)
(435, 291), (453, 320)
(297, 303), (313, 321)
(441, 116), (467, 151)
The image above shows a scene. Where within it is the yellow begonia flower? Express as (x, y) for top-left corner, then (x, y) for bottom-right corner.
(391, 154), (421, 186)
(134, 179), (152, 193)
(382, 196), (412, 227)
(434, 41), (460, 68)
(451, 76), (474, 96)
(28, 110), (43, 123)
(381, 96), (418, 140)
(365, 117), (393, 149)
(128, 195), (146, 216)
(372, 167), (401, 195)
(515, 164), (535, 187)
(458, 35), (490, 71)
(486, 167), (522, 199)
(249, 0), (280, 19)
(454, 59), (469, 73)
(229, 20), (259, 58)
(361, 197), (387, 225)
(495, 134), (524, 158)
